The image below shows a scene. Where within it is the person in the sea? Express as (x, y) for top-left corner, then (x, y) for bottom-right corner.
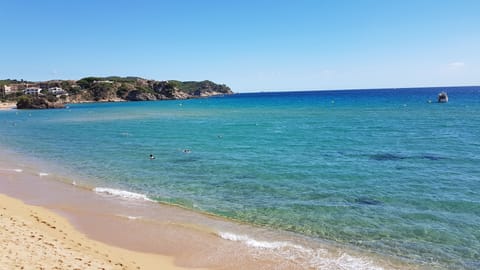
(149, 154), (155, 160)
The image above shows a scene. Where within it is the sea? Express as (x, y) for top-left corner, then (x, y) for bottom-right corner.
(0, 86), (479, 269)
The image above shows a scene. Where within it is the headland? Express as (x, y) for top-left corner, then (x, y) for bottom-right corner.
(1, 77), (233, 109)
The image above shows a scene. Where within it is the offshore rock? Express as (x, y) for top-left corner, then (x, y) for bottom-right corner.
(16, 96), (65, 109)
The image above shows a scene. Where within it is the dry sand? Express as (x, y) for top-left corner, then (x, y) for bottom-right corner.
(0, 102), (16, 110)
(0, 194), (200, 270)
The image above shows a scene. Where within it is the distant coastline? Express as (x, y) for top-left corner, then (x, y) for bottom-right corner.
(1, 77), (233, 109)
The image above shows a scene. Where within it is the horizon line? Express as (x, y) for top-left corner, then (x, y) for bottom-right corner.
(236, 84), (479, 93)
(1, 77), (478, 94)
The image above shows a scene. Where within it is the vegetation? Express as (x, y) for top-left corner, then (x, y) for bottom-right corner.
(73, 76), (232, 101)
(16, 95), (65, 109)
(175, 80), (231, 95)
(1, 77), (233, 108)
(0, 79), (33, 87)
(16, 95), (33, 108)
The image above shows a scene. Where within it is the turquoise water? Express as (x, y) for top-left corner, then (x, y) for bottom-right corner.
(1, 87), (479, 269)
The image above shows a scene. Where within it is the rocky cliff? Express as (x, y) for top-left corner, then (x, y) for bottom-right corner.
(70, 77), (233, 103)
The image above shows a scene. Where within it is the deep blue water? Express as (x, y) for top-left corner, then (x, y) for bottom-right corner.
(1, 86), (479, 269)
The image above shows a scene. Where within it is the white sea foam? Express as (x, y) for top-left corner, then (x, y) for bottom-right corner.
(93, 187), (153, 202)
(219, 231), (303, 250)
(115, 214), (142, 220)
(0, 168), (23, 172)
(334, 253), (385, 270)
(38, 172), (49, 177)
(217, 231), (384, 270)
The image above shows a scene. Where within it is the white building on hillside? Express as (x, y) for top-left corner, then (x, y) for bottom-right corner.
(3, 85), (13, 94)
(23, 87), (42, 95)
(48, 87), (68, 96)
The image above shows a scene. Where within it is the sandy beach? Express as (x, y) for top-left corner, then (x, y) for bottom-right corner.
(0, 193), (198, 270)
(0, 102), (16, 110)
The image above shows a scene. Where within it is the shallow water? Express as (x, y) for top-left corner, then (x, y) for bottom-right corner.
(1, 87), (479, 269)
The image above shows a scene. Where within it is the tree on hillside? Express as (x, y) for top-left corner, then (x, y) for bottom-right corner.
(77, 77), (98, 89)
(90, 82), (115, 101)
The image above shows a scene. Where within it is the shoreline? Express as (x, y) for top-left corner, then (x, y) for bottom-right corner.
(0, 147), (419, 270)
(0, 102), (16, 110)
(0, 193), (197, 270)
(0, 92), (226, 110)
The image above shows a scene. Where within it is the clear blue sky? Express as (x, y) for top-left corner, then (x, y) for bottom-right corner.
(1, 0), (479, 92)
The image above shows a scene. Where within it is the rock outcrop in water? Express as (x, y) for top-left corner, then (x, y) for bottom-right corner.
(16, 96), (65, 109)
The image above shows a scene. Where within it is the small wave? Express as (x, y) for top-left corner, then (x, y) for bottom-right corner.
(115, 214), (142, 220)
(0, 168), (23, 172)
(38, 172), (49, 177)
(93, 187), (154, 202)
(219, 231), (303, 250)
(337, 253), (387, 270)
(217, 231), (384, 270)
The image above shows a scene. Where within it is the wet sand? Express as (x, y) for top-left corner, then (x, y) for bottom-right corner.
(0, 165), (291, 269)
(0, 193), (197, 270)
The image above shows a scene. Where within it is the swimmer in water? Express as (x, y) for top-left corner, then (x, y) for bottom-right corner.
(149, 154), (155, 160)
(182, 149), (191, 154)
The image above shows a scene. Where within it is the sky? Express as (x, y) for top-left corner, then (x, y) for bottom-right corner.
(1, 0), (479, 92)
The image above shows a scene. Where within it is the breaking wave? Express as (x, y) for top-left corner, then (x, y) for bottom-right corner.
(217, 231), (385, 270)
(93, 187), (154, 202)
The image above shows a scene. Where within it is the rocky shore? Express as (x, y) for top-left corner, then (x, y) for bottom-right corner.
(1, 77), (233, 109)
(16, 96), (66, 109)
